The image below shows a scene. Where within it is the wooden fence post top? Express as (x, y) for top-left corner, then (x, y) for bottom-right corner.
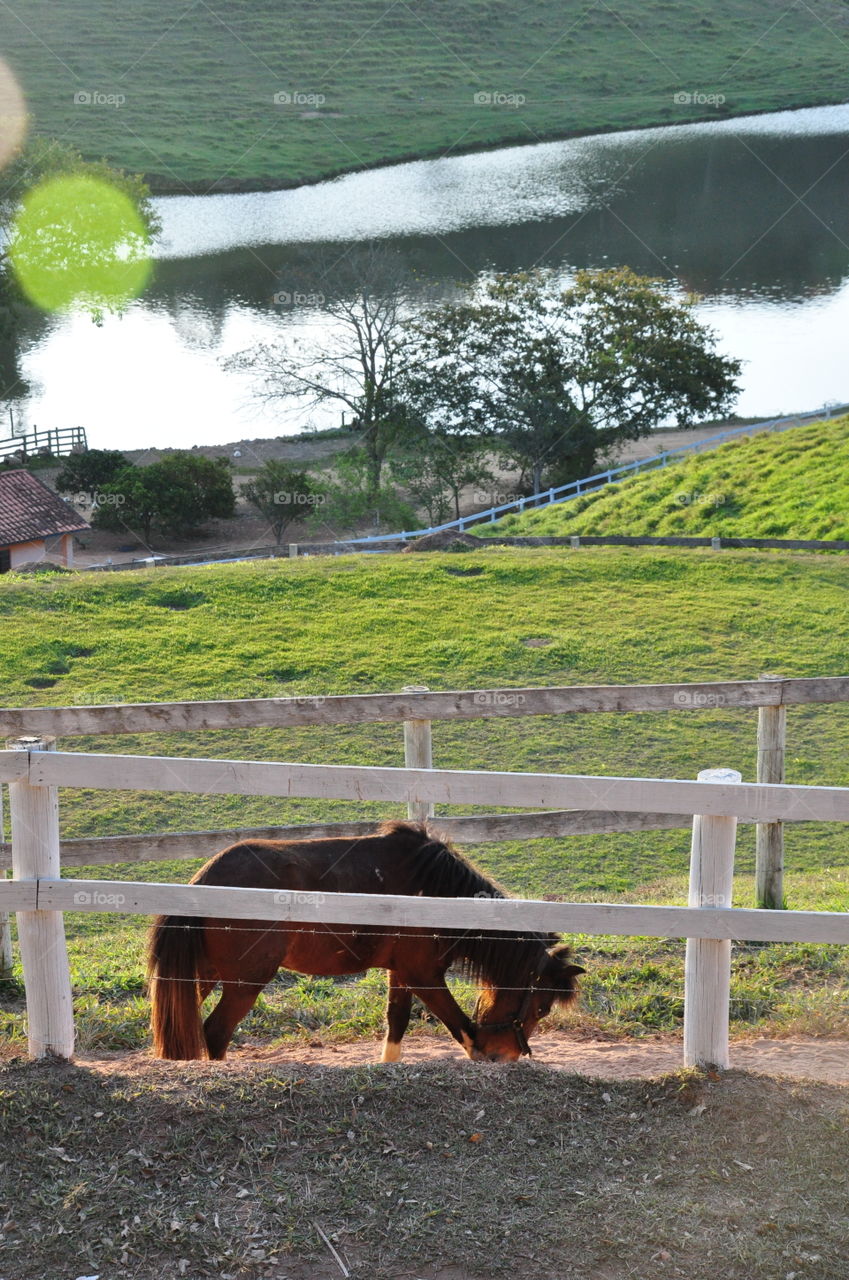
(6, 735), (56, 751)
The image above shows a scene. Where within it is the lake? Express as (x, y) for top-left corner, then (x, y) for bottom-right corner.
(14, 103), (849, 451)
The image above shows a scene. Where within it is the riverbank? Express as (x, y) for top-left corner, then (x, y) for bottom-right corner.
(5, 0), (848, 190)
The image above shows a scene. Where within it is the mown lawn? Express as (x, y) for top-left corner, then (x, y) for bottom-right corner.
(488, 417), (849, 539)
(1, 547), (849, 1050)
(2, 0), (848, 189)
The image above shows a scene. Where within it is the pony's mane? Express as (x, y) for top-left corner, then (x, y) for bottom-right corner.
(376, 820), (556, 988)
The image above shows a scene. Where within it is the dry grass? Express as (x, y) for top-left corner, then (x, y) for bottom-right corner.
(0, 1056), (847, 1279)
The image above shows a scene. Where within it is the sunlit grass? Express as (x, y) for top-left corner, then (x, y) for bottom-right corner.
(2, 546), (849, 1049)
(489, 417), (849, 539)
(2, 0), (847, 187)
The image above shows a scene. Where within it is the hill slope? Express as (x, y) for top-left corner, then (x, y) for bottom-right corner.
(2, 0), (848, 189)
(487, 418), (849, 539)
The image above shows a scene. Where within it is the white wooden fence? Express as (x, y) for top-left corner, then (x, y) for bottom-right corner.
(2, 735), (849, 1072)
(3, 671), (843, 898)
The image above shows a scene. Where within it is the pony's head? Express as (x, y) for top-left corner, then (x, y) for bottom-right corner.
(471, 944), (584, 1062)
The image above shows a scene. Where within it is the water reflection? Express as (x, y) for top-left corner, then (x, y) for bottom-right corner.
(14, 104), (849, 449)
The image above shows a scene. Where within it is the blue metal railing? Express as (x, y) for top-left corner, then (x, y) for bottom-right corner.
(342, 404), (849, 545)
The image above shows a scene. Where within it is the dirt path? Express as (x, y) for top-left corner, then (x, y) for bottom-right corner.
(80, 1032), (849, 1084)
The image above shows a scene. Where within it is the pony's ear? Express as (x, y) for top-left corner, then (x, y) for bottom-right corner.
(545, 943), (586, 989)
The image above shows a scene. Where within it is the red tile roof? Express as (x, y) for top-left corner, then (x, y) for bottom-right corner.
(0, 469), (90, 546)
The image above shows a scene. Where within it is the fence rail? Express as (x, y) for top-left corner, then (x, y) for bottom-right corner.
(1, 675), (847, 738)
(4, 748), (848, 822)
(3, 880), (846, 946)
(0, 811), (696, 871)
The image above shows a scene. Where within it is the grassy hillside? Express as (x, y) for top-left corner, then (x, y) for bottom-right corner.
(487, 418), (849, 539)
(2, 548), (849, 1051)
(1, 0), (848, 189)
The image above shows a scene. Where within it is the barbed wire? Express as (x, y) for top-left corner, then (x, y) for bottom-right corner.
(145, 919), (553, 944)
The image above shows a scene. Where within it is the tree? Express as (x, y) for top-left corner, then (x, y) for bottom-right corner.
(388, 427), (496, 525)
(243, 460), (325, 544)
(407, 267), (742, 492)
(93, 453), (235, 545)
(55, 449), (129, 498)
(314, 448), (417, 537)
(225, 243), (420, 512)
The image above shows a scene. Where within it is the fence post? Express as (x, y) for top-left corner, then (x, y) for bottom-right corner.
(684, 766), (741, 1070)
(0, 784), (12, 978)
(756, 673), (786, 909)
(7, 735), (74, 1060)
(402, 686), (434, 824)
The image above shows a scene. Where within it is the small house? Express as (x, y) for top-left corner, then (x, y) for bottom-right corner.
(0, 469), (90, 572)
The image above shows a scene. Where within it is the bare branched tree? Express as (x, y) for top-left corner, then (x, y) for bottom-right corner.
(225, 243), (422, 503)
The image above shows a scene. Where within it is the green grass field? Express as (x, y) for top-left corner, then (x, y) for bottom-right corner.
(488, 417), (849, 539)
(2, 547), (849, 1051)
(2, 0), (848, 190)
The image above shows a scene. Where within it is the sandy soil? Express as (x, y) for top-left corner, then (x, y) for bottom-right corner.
(79, 1031), (849, 1085)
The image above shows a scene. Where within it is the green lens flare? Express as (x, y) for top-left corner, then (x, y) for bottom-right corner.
(9, 174), (152, 313)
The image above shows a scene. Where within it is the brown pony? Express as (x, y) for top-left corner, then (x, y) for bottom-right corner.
(147, 820), (584, 1062)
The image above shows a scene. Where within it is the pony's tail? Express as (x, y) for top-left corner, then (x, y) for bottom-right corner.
(147, 915), (207, 1060)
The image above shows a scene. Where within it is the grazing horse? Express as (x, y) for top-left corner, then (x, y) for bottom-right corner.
(147, 820), (584, 1062)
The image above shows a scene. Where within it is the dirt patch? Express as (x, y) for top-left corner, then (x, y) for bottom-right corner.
(2, 1051), (847, 1280)
(77, 1030), (849, 1085)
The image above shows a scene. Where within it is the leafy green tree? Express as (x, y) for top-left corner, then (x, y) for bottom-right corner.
(389, 429), (496, 525)
(55, 449), (129, 498)
(93, 453), (235, 544)
(243, 460), (325, 544)
(315, 448), (416, 536)
(407, 267), (742, 492)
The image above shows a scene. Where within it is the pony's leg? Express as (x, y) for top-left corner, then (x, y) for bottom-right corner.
(202, 975), (272, 1060)
(403, 975), (477, 1058)
(381, 972), (412, 1063)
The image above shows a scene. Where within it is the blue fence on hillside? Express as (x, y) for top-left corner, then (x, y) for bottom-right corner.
(343, 404), (849, 545)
